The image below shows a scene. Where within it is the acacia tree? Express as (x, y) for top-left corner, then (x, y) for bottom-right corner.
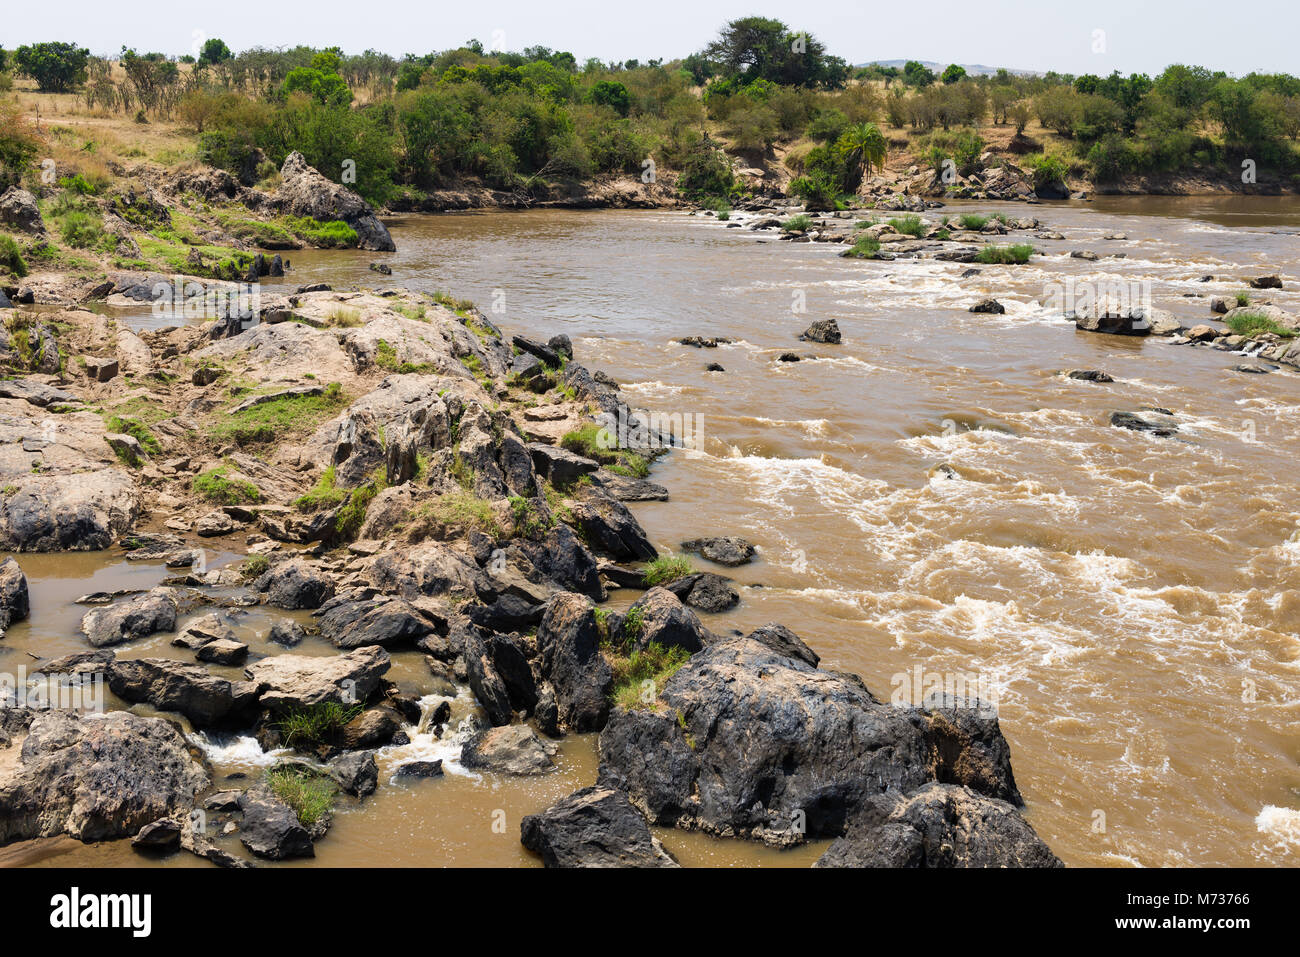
(702, 16), (844, 88)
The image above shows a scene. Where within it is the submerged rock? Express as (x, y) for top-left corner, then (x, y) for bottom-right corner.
(1066, 370), (1114, 383)
(1110, 410), (1178, 437)
(680, 536), (755, 567)
(521, 786), (678, 868)
(799, 319), (841, 344)
(969, 298), (1005, 314)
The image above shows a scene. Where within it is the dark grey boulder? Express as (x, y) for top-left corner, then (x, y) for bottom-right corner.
(314, 595), (439, 649)
(461, 724), (556, 775)
(256, 558), (335, 610)
(663, 572), (739, 613)
(626, 587), (711, 654)
(327, 750), (378, 797)
(598, 627), (1026, 846)
(0, 557), (30, 633)
(799, 319), (841, 344)
(0, 711), (209, 844)
(536, 592), (612, 733)
(238, 787), (315, 860)
(80, 589), (177, 648)
(521, 786), (677, 868)
(814, 782), (1061, 868)
(106, 657), (262, 728)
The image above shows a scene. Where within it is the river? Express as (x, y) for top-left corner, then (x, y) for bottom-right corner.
(4, 196), (1299, 867)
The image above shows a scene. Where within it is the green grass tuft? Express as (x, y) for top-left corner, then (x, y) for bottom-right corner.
(193, 465), (261, 505)
(975, 243), (1033, 265)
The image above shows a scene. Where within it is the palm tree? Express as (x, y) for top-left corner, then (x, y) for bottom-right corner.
(837, 122), (887, 189)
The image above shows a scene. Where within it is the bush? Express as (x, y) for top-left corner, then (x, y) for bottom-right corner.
(781, 213), (813, 232)
(0, 100), (39, 192)
(240, 555), (269, 580)
(104, 416), (160, 455)
(677, 145), (735, 199)
(788, 171), (840, 211)
(293, 465), (348, 511)
(1023, 152), (1070, 189)
(0, 235), (27, 278)
(806, 108), (850, 143)
(211, 383), (349, 445)
(14, 42), (89, 92)
(586, 80), (631, 117)
(57, 210), (105, 249)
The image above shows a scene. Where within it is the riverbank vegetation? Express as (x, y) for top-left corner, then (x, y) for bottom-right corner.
(2, 20), (1299, 224)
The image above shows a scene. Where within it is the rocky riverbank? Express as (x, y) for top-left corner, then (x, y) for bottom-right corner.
(0, 212), (1061, 866)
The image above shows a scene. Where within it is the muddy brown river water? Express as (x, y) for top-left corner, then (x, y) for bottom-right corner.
(5, 196), (1300, 867)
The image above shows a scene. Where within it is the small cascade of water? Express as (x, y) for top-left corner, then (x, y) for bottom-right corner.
(381, 691), (479, 778)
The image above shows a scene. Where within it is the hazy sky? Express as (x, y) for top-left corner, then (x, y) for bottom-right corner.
(3, 0), (1295, 77)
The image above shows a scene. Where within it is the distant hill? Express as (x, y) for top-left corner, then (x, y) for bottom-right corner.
(859, 59), (1038, 77)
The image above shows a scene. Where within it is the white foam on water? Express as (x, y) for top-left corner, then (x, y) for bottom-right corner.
(381, 692), (481, 781)
(620, 379), (691, 399)
(1255, 805), (1300, 854)
(189, 731), (290, 769)
(751, 416), (832, 437)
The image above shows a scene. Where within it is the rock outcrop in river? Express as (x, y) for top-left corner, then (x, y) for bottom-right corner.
(0, 269), (1058, 869)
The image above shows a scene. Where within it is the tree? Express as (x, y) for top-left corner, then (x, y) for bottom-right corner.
(198, 38), (233, 68)
(836, 121), (887, 186)
(903, 60), (935, 87)
(702, 16), (839, 88)
(14, 42), (90, 92)
(586, 80), (631, 117)
(942, 64), (967, 85)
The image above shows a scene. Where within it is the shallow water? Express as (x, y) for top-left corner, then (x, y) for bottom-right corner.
(12, 195), (1300, 867)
